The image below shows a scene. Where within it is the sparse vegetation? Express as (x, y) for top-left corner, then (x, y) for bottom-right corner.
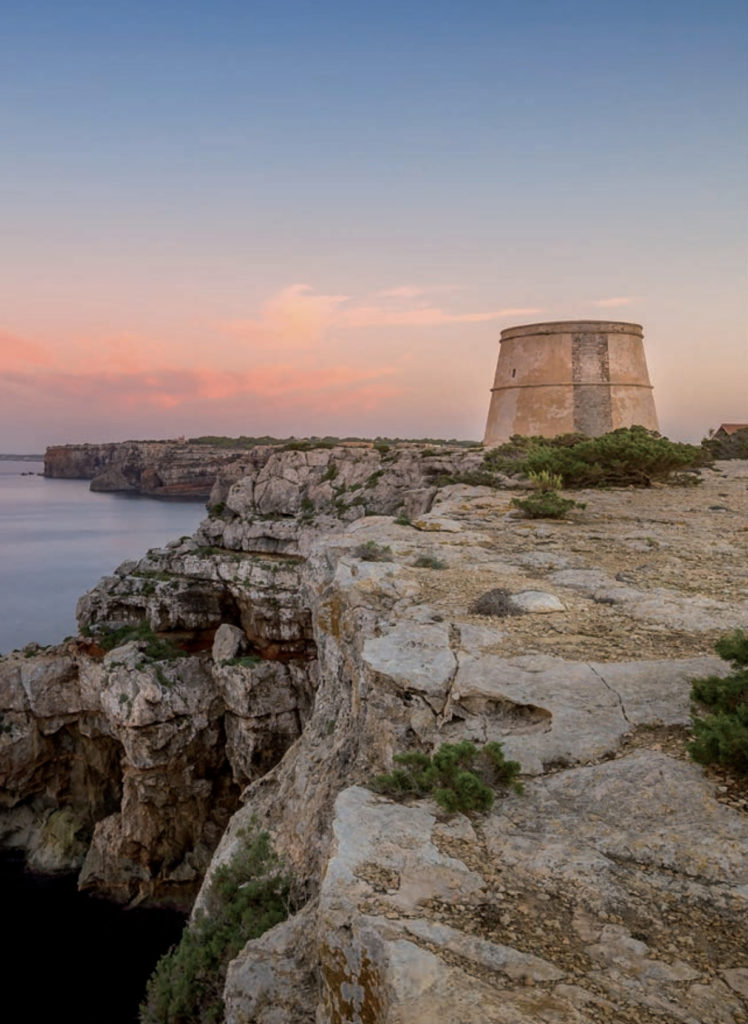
(413, 554), (447, 570)
(222, 655), (262, 668)
(469, 588), (518, 617)
(689, 630), (748, 775)
(89, 622), (184, 661)
(394, 511), (412, 526)
(353, 540), (393, 562)
(140, 826), (296, 1024)
(280, 439), (337, 452)
(299, 496), (316, 523)
(371, 741), (522, 814)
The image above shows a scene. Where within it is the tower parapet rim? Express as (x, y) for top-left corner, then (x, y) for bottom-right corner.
(500, 320), (643, 342)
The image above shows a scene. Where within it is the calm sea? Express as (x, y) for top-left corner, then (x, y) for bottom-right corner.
(0, 461), (206, 655)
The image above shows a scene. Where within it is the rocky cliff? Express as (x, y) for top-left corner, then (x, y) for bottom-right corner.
(44, 440), (263, 498)
(2, 443), (747, 1022)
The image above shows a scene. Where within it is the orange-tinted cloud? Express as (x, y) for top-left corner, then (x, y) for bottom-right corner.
(0, 330), (51, 369)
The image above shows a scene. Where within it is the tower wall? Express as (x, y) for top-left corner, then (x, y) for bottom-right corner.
(483, 320), (658, 446)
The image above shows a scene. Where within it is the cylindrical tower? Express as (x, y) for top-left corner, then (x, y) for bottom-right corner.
(483, 320), (658, 446)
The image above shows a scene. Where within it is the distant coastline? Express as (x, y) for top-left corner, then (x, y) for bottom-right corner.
(0, 453), (44, 461)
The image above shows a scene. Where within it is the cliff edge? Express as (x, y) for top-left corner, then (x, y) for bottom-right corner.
(44, 439), (259, 499)
(3, 443), (747, 1022)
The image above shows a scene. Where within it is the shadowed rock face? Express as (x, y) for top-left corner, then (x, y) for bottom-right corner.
(3, 447), (748, 1022)
(44, 441), (259, 499)
(0, 529), (320, 908)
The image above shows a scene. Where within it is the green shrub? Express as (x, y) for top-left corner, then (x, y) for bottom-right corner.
(140, 827), (296, 1024)
(437, 468), (507, 489)
(299, 496), (315, 523)
(688, 630), (748, 775)
(394, 511), (412, 526)
(701, 427), (748, 460)
(511, 491), (585, 519)
(353, 540), (393, 562)
(486, 427), (708, 488)
(413, 554), (447, 570)
(371, 740), (522, 814)
(92, 622), (183, 661)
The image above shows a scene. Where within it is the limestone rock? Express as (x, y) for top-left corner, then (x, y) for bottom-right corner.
(4, 448), (747, 1020)
(508, 590), (565, 613)
(212, 623), (247, 663)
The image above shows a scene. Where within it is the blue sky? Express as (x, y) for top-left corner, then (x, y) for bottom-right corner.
(1, 0), (746, 447)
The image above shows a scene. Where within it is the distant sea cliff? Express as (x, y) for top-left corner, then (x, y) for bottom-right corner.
(43, 440), (252, 500)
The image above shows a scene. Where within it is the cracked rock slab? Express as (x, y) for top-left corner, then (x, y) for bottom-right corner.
(448, 653), (725, 773)
(362, 622), (456, 711)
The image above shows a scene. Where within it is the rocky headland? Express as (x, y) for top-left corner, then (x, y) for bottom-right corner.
(2, 441), (747, 1022)
(44, 439), (259, 498)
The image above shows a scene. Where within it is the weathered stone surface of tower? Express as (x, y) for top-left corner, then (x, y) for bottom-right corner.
(483, 320), (658, 446)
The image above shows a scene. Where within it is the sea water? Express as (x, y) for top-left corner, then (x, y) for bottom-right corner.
(0, 462), (205, 1021)
(0, 461), (206, 655)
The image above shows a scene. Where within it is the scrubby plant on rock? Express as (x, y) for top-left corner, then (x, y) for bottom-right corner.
(486, 426), (709, 488)
(140, 826), (297, 1024)
(469, 588), (518, 617)
(353, 540), (393, 562)
(511, 490), (584, 520)
(371, 740), (522, 814)
(86, 622), (184, 661)
(413, 554), (447, 570)
(688, 630), (748, 775)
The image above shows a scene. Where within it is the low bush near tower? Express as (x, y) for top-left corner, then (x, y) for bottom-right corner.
(371, 740), (523, 814)
(688, 630), (748, 776)
(510, 468), (587, 519)
(486, 426), (709, 488)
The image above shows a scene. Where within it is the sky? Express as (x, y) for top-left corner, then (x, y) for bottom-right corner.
(1, 0), (746, 450)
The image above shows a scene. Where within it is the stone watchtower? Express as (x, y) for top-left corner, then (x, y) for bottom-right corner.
(483, 320), (658, 446)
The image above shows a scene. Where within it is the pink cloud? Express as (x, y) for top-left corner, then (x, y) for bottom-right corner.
(1, 360), (401, 419)
(588, 297), (639, 308)
(219, 284), (539, 341)
(338, 304), (543, 328)
(376, 284), (467, 299)
(376, 285), (431, 299)
(0, 330), (51, 368)
(219, 284), (349, 349)
(2, 281), (533, 445)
